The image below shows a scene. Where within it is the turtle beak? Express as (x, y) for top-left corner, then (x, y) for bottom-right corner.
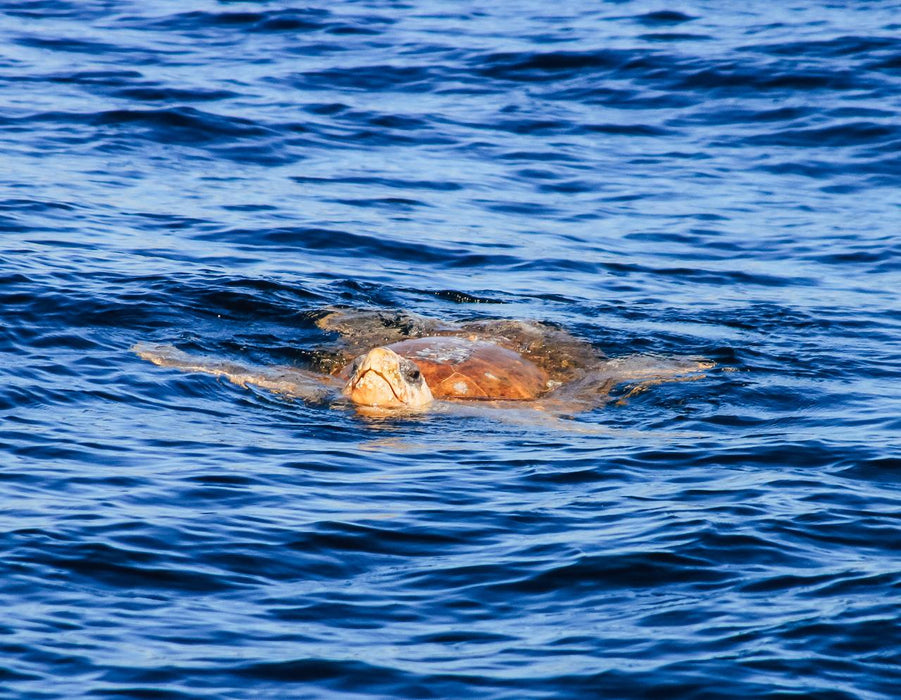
(343, 348), (432, 409)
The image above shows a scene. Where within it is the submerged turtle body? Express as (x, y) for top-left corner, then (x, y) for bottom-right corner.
(377, 336), (548, 401)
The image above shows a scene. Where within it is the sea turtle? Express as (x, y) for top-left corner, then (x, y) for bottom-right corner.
(134, 307), (713, 417)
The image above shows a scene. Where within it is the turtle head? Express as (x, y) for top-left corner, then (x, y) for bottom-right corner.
(343, 347), (433, 409)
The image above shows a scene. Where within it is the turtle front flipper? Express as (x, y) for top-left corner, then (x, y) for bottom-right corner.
(553, 355), (715, 405)
(605, 355), (715, 405)
(133, 343), (334, 403)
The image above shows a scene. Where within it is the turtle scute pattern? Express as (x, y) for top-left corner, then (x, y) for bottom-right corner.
(452, 319), (604, 384)
(386, 337), (548, 401)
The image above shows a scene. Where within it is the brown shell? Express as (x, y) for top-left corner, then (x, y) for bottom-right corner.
(386, 336), (548, 400)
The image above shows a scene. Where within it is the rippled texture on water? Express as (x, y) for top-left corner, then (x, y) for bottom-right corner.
(1, 1), (900, 698)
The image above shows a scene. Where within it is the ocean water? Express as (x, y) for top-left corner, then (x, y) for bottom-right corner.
(1, 1), (899, 698)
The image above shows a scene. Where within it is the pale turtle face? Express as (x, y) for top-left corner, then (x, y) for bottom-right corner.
(343, 347), (433, 408)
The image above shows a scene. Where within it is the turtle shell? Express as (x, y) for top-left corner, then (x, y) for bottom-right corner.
(386, 336), (548, 400)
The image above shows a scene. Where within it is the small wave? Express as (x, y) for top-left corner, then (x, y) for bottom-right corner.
(635, 10), (697, 26)
(14, 35), (123, 54)
(94, 107), (272, 142)
(291, 174), (463, 192)
(295, 65), (438, 92)
(111, 86), (238, 103)
(129, 8), (334, 34)
(742, 121), (899, 148)
(477, 48), (632, 81)
(746, 34), (899, 59)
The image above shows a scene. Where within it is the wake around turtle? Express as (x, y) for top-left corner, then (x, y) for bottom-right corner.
(134, 308), (714, 416)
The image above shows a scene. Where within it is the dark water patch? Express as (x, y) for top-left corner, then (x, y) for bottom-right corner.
(813, 570), (901, 597)
(550, 84), (696, 109)
(150, 279), (321, 325)
(292, 520), (473, 559)
(771, 510), (901, 553)
(18, 540), (251, 592)
(506, 257), (596, 274)
(775, 614), (900, 656)
(200, 226), (474, 264)
(2, 0), (73, 19)
(491, 118), (570, 135)
(296, 65), (438, 92)
(0, 667), (41, 683)
(190, 226), (607, 278)
(497, 149), (582, 163)
(133, 212), (214, 231)
(0, 215), (26, 233)
(303, 102), (350, 116)
(220, 204), (278, 213)
(308, 124), (454, 149)
(127, 8), (331, 34)
(673, 65), (866, 94)
(624, 230), (728, 248)
(746, 34), (899, 59)
(688, 530), (821, 570)
(515, 168), (558, 181)
(680, 105), (812, 126)
(865, 53), (901, 72)
(43, 69), (145, 86)
(14, 35), (128, 55)
(324, 278), (409, 308)
(94, 107), (271, 143)
(639, 32), (712, 43)
(361, 112), (432, 131)
(292, 174), (464, 191)
(635, 10), (696, 26)
(112, 86), (238, 103)
(489, 551), (731, 598)
(740, 570), (853, 595)
(1, 271), (326, 348)
(810, 242), (901, 267)
(183, 473), (264, 489)
(630, 441), (850, 472)
(3, 107), (273, 153)
(331, 196), (426, 210)
(30, 331), (100, 352)
(585, 122), (673, 136)
(517, 463), (625, 488)
(191, 539), (356, 583)
(122, 6), (394, 38)
(599, 261), (815, 288)
(477, 48), (634, 82)
(537, 178), (596, 194)
(482, 199), (560, 216)
(232, 658), (423, 695)
(838, 457), (901, 483)
(742, 121), (899, 149)
(93, 686), (198, 699)
(756, 155), (901, 188)
(0, 198), (79, 212)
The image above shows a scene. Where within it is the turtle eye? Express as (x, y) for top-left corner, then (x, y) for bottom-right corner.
(405, 366), (421, 381)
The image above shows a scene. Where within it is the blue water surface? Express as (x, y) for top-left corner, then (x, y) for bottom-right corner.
(1, 1), (900, 698)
